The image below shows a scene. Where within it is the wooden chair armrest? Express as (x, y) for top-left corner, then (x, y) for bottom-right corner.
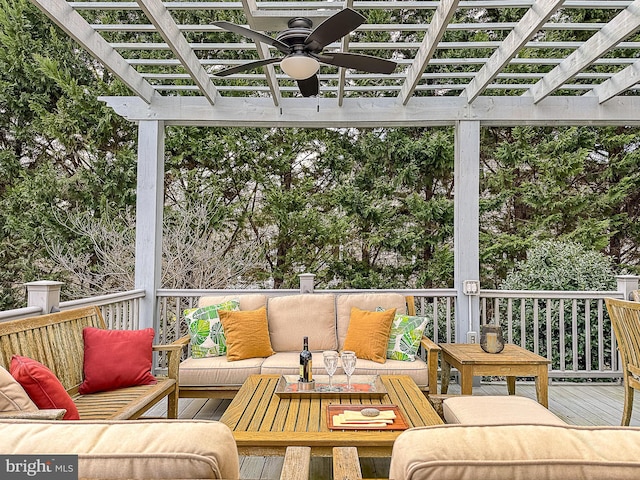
(421, 336), (441, 395)
(0, 409), (67, 420)
(420, 336), (441, 352)
(153, 340), (185, 381)
(332, 447), (362, 480)
(280, 446), (311, 480)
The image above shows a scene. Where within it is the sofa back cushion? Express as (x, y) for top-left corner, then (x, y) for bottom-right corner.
(336, 294), (407, 350)
(389, 424), (640, 480)
(267, 294), (337, 351)
(199, 294), (267, 311)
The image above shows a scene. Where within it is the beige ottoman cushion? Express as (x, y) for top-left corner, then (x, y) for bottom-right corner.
(0, 419), (239, 479)
(390, 424), (640, 480)
(199, 294), (267, 311)
(267, 294), (337, 351)
(336, 293), (407, 350)
(443, 395), (566, 425)
(179, 356), (264, 387)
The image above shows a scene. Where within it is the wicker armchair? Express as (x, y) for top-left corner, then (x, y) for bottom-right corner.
(631, 290), (640, 302)
(605, 297), (640, 425)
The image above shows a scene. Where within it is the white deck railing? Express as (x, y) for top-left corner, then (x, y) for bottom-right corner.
(480, 290), (625, 379)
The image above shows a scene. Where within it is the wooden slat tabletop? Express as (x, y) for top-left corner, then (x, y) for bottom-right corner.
(220, 374), (442, 457)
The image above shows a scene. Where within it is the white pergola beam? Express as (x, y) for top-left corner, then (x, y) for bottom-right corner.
(137, 0), (218, 105)
(100, 95), (640, 127)
(527, 0), (640, 103)
(399, 0), (459, 105)
(30, 0), (157, 103)
(586, 59), (640, 103)
(243, 0), (282, 106)
(464, 0), (563, 102)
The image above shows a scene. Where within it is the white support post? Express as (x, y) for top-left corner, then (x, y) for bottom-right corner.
(299, 273), (315, 293)
(25, 280), (64, 314)
(616, 275), (639, 300)
(135, 120), (165, 330)
(454, 120), (481, 344)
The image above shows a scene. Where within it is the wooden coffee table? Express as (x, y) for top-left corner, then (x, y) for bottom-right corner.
(439, 343), (551, 407)
(219, 374), (443, 457)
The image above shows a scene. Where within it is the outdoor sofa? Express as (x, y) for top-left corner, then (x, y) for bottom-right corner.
(177, 292), (440, 398)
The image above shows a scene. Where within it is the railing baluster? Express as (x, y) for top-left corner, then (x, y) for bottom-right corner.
(559, 299), (566, 372)
(572, 299), (579, 371)
(585, 300), (591, 372)
(533, 298), (539, 355)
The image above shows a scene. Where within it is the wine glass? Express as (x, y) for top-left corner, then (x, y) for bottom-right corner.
(323, 351), (339, 391)
(341, 351), (357, 390)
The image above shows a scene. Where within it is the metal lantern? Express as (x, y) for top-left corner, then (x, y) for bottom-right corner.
(480, 324), (504, 354)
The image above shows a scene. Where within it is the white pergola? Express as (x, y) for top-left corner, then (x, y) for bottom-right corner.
(31, 0), (640, 341)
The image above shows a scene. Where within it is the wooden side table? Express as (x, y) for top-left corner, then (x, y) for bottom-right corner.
(439, 343), (551, 407)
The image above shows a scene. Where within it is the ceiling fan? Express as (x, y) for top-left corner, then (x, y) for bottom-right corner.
(212, 8), (397, 97)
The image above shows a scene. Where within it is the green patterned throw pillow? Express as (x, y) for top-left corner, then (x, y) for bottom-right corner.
(377, 308), (428, 361)
(184, 300), (239, 358)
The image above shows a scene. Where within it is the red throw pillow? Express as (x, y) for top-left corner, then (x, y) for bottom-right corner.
(79, 327), (157, 394)
(10, 355), (80, 420)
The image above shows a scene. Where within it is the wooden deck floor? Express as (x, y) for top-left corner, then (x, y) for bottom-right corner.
(146, 380), (639, 479)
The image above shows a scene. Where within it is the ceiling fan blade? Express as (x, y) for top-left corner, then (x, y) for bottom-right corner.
(304, 8), (365, 52)
(297, 75), (319, 97)
(316, 52), (397, 74)
(213, 21), (291, 55)
(213, 57), (281, 77)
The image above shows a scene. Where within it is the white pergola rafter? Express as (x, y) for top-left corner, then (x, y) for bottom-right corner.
(463, 0), (563, 103)
(242, 0), (282, 106)
(587, 59), (640, 103)
(399, 0), (459, 105)
(32, 0), (157, 103)
(527, 0), (640, 103)
(136, 0), (218, 104)
(337, 0), (354, 106)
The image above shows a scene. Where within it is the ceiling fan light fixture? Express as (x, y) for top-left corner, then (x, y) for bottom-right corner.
(280, 55), (319, 80)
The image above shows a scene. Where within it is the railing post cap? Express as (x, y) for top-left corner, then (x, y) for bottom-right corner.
(24, 280), (65, 287)
(298, 273), (316, 278)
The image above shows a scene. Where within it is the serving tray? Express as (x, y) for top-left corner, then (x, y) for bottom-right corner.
(274, 374), (387, 398)
(327, 404), (408, 430)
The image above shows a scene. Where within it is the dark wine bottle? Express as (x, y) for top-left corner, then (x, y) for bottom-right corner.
(299, 336), (312, 382)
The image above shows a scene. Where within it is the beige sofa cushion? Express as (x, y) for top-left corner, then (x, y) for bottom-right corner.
(267, 294), (337, 351)
(336, 293), (407, 350)
(0, 366), (37, 412)
(180, 356), (264, 387)
(390, 424), (640, 480)
(199, 294), (267, 311)
(443, 395), (566, 425)
(0, 419), (239, 479)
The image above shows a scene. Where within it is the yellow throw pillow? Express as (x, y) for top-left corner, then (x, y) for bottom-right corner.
(343, 307), (396, 363)
(219, 307), (275, 361)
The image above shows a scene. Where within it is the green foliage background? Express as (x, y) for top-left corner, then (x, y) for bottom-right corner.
(1, 1), (639, 309)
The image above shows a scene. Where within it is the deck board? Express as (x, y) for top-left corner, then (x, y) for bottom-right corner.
(145, 381), (640, 479)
